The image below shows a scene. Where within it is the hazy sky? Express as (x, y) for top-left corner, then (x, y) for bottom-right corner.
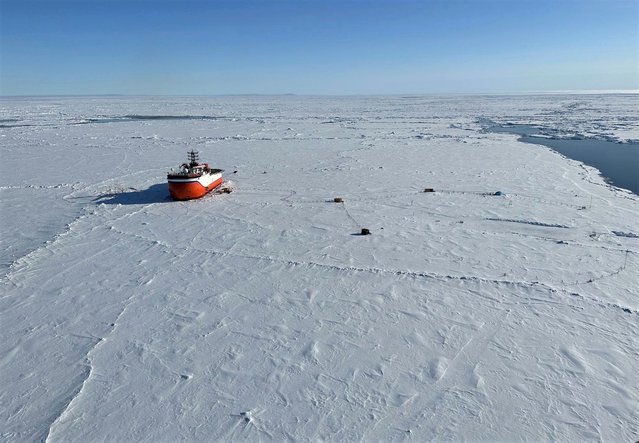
(1, 0), (637, 95)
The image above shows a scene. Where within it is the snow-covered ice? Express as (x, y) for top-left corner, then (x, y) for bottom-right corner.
(1, 94), (638, 441)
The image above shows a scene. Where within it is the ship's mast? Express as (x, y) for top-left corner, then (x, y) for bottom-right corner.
(188, 150), (200, 167)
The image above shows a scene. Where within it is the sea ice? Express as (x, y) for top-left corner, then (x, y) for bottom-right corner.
(1, 94), (637, 441)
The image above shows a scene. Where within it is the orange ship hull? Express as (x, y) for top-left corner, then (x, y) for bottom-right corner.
(168, 176), (223, 200)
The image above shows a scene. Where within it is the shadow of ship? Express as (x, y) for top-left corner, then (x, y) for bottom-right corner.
(94, 183), (172, 205)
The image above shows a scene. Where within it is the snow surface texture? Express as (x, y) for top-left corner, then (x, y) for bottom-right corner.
(1, 95), (638, 441)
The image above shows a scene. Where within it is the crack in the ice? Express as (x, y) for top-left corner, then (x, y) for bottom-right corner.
(42, 358), (94, 443)
(43, 293), (138, 441)
(107, 223), (638, 317)
(485, 218), (570, 229)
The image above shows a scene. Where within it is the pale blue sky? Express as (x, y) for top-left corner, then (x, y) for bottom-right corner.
(1, 0), (637, 95)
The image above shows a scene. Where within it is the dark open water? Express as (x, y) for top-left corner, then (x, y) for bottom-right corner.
(488, 124), (638, 195)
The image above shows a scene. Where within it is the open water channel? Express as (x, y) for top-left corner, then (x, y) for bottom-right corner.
(486, 123), (639, 195)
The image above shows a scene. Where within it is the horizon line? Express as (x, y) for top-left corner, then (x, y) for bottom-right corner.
(1, 89), (638, 99)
